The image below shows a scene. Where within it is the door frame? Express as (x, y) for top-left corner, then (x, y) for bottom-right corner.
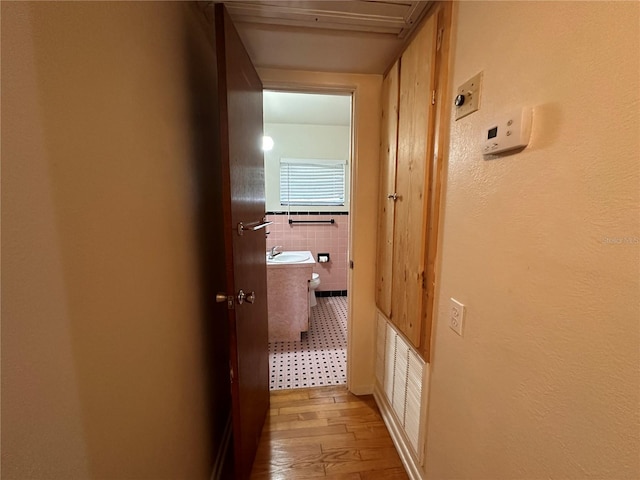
(261, 85), (355, 381)
(259, 71), (383, 395)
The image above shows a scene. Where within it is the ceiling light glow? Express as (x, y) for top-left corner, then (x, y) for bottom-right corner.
(262, 135), (274, 151)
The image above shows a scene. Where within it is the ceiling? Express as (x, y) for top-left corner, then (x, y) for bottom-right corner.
(263, 91), (352, 126)
(218, 0), (433, 74)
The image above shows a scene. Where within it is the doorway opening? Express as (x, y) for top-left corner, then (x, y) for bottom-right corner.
(262, 90), (353, 390)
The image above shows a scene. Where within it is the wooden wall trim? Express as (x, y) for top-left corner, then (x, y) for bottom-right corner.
(421, 1), (453, 361)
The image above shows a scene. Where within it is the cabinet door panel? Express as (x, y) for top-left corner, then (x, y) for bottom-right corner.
(375, 61), (400, 317)
(391, 15), (437, 347)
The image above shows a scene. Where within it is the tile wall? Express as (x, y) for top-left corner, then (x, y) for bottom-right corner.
(266, 213), (349, 292)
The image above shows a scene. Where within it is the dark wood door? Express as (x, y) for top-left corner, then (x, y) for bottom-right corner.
(215, 5), (269, 479)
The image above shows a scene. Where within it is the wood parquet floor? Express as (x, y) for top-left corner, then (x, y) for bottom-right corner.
(250, 386), (409, 479)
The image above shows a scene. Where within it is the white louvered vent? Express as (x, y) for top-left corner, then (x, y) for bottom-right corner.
(376, 314), (387, 385)
(392, 333), (409, 416)
(383, 322), (396, 401)
(377, 312), (426, 458)
(224, 1), (432, 39)
(404, 348), (424, 449)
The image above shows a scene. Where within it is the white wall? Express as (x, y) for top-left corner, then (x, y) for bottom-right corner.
(264, 122), (351, 212)
(424, 2), (640, 479)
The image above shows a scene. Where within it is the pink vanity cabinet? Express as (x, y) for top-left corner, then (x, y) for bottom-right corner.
(266, 262), (313, 343)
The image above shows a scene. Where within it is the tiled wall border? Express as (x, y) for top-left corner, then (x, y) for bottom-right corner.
(316, 290), (348, 297)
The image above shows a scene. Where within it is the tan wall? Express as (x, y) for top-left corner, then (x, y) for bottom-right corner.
(425, 1), (640, 478)
(1, 3), (219, 478)
(258, 69), (382, 394)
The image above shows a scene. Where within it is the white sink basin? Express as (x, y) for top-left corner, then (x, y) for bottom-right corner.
(268, 251), (311, 263)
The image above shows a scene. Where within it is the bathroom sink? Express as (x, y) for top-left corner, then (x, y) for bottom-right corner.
(268, 252), (311, 263)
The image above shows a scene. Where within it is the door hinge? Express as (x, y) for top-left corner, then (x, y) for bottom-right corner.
(431, 90), (436, 105)
(349, 260), (354, 270)
(437, 28), (444, 51)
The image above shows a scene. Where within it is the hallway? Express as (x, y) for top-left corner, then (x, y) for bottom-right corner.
(251, 386), (408, 479)
(2, 2), (638, 479)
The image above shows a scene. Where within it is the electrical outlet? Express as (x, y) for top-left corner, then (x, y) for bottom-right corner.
(449, 298), (465, 336)
(454, 72), (483, 120)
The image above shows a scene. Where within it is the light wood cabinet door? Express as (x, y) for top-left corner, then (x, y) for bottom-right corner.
(375, 61), (400, 317)
(375, 3), (451, 358)
(390, 15), (438, 348)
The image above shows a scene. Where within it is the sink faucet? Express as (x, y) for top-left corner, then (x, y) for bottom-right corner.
(268, 245), (282, 259)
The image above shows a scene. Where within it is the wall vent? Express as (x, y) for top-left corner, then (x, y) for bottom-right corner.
(223, 1), (432, 39)
(383, 319), (395, 400)
(375, 313), (387, 385)
(376, 312), (426, 457)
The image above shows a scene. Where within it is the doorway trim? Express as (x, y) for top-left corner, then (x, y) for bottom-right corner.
(258, 69), (383, 395)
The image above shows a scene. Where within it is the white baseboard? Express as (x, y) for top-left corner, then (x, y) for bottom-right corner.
(210, 414), (232, 480)
(348, 383), (374, 395)
(374, 385), (424, 480)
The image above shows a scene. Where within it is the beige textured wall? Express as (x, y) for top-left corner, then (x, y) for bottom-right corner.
(2, 3), (216, 478)
(258, 69), (381, 394)
(425, 2), (640, 478)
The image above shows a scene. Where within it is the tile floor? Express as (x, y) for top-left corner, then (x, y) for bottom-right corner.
(269, 296), (347, 390)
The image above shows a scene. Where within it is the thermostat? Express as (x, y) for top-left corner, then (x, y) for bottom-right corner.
(483, 107), (533, 155)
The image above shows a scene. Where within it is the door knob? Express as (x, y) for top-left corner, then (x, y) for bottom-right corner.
(216, 292), (235, 309)
(237, 290), (256, 305)
(216, 293), (228, 303)
(387, 193), (398, 200)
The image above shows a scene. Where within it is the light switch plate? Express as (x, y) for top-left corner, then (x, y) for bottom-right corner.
(454, 72), (483, 120)
(449, 298), (465, 336)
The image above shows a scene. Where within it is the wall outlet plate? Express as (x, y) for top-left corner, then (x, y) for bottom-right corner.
(454, 72), (483, 120)
(449, 298), (465, 336)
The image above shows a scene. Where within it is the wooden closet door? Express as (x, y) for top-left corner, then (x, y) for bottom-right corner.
(375, 61), (400, 317)
(391, 15), (438, 348)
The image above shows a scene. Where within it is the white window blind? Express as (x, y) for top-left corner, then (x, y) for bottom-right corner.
(280, 158), (346, 206)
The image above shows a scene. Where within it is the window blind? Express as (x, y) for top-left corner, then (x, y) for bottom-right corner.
(280, 158), (346, 206)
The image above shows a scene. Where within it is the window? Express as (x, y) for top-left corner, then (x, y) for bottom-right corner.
(279, 158), (346, 206)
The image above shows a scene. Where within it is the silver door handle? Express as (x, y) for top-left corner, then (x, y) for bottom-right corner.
(387, 193), (398, 200)
(237, 220), (273, 236)
(237, 290), (255, 305)
(216, 292), (235, 309)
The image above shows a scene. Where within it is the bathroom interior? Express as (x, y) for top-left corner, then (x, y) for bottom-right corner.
(262, 90), (352, 390)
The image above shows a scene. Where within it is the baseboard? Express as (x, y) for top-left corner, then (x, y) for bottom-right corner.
(374, 385), (424, 480)
(348, 383), (374, 396)
(210, 414), (232, 480)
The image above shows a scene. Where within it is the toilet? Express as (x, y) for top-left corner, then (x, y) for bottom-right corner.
(309, 273), (320, 307)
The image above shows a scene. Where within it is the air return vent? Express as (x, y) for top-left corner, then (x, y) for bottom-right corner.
(376, 312), (426, 459)
(223, 0), (432, 39)
(376, 314), (387, 385)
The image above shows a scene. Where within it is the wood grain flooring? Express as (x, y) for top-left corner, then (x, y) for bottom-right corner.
(250, 386), (408, 479)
